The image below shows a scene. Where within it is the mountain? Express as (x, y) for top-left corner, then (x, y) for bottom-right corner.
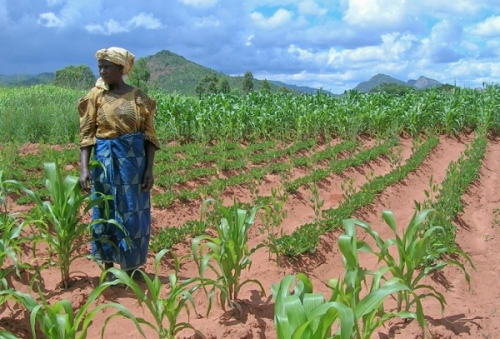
(0, 73), (54, 87)
(353, 74), (409, 93)
(268, 80), (334, 95)
(353, 73), (443, 93)
(144, 50), (307, 95)
(409, 76), (442, 90)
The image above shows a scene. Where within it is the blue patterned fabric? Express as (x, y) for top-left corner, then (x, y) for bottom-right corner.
(91, 132), (150, 270)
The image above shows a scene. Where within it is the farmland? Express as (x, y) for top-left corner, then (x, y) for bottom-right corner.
(1, 84), (500, 338)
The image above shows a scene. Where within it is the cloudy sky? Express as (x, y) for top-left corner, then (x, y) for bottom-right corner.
(1, 0), (499, 93)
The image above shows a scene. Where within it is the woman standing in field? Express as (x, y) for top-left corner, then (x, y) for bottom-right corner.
(78, 47), (160, 281)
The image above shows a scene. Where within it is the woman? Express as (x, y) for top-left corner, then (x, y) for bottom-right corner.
(79, 47), (160, 280)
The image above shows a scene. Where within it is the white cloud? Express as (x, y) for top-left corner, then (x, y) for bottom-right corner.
(178, 0), (218, 8)
(246, 34), (254, 46)
(298, 0), (327, 16)
(85, 19), (128, 35)
(37, 12), (65, 27)
(415, 0), (481, 16)
(129, 13), (164, 29)
(326, 32), (417, 65)
(85, 12), (164, 35)
(470, 15), (500, 37)
(430, 20), (463, 44)
(343, 0), (408, 28)
(449, 60), (500, 82)
(37, 1), (96, 28)
(418, 20), (463, 63)
(251, 8), (293, 29)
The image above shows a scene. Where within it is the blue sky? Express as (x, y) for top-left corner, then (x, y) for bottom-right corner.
(1, 0), (499, 94)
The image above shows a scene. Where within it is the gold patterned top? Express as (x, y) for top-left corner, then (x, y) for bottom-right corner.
(78, 87), (160, 149)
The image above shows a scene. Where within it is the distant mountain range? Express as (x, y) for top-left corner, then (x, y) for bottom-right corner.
(0, 50), (443, 95)
(353, 73), (443, 93)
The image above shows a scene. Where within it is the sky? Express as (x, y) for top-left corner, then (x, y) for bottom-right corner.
(1, 0), (499, 94)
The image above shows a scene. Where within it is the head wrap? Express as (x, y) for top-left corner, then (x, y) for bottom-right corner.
(94, 47), (135, 90)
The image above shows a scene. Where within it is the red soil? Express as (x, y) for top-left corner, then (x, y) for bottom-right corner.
(2, 134), (499, 338)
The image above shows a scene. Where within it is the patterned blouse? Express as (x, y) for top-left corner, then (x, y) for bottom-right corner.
(78, 87), (160, 149)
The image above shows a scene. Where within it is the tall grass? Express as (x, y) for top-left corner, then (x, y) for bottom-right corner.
(0, 85), (85, 144)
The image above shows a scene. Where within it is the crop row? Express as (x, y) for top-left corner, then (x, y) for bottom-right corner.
(1, 85), (500, 144)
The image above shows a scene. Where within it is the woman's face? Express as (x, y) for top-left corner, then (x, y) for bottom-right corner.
(98, 59), (123, 85)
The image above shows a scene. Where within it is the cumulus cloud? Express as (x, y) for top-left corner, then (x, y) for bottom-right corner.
(470, 15), (500, 37)
(85, 12), (164, 35)
(420, 20), (463, 63)
(250, 8), (293, 29)
(128, 12), (164, 29)
(343, 0), (408, 28)
(37, 0), (101, 28)
(298, 0), (327, 16)
(38, 12), (64, 27)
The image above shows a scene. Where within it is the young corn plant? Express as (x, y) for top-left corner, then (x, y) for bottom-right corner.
(102, 249), (220, 339)
(308, 182), (325, 222)
(258, 187), (288, 265)
(0, 216), (33, 290)
(17, 161), (126, 289)
(0, 171), (37, 289)
(272, 216), (409, 339)
(192, 198), (266, 312)
(349, 209), (474, 329)
(272, 273), (355, 339)
(331, 217), (410, 338)
(0, 283), (143, 339)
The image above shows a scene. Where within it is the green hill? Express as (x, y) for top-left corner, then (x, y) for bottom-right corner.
(144, 49), (304, 95)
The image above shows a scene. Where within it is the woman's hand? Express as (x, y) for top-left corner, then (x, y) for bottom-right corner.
(142, 168), (154, 191)
(80, 168), (92, 190)
(79, 146), (93, 191)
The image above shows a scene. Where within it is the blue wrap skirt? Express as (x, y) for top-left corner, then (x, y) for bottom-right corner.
(91, 132), (151, 270)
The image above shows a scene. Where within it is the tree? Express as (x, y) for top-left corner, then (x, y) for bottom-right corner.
(242, 71), (254, 94)
(217, 77), (231, 94)
(278, 86), (291, 94)
(53, 65), (95, 90)
(195, 73), (222, 98)
(370, 83), (414, 96)
(261, 79), (271, 93)
(128, 58), (151, 91)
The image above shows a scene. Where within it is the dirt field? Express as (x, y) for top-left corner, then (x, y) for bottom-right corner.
(2, 134), (499, 339)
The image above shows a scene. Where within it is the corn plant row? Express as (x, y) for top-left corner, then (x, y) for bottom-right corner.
(276, 135), (440, 258)
(285, 138), (399, 193)
(149, 140), (379, 251)
(273, 208), (474, 339)
(153, 87), (500, 142)
(154, 138), (317, 190)
(416, 131), (488, 257)
(152, 138), (355, 208)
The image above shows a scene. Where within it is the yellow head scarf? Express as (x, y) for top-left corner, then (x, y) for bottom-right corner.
(95, 47), (135, 90)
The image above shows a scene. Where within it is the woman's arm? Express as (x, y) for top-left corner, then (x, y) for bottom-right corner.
(80, 146), (93, 190)
(142, 140), (156, 191)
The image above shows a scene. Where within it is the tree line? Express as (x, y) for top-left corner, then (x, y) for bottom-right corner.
(53, 59), (292, 96)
